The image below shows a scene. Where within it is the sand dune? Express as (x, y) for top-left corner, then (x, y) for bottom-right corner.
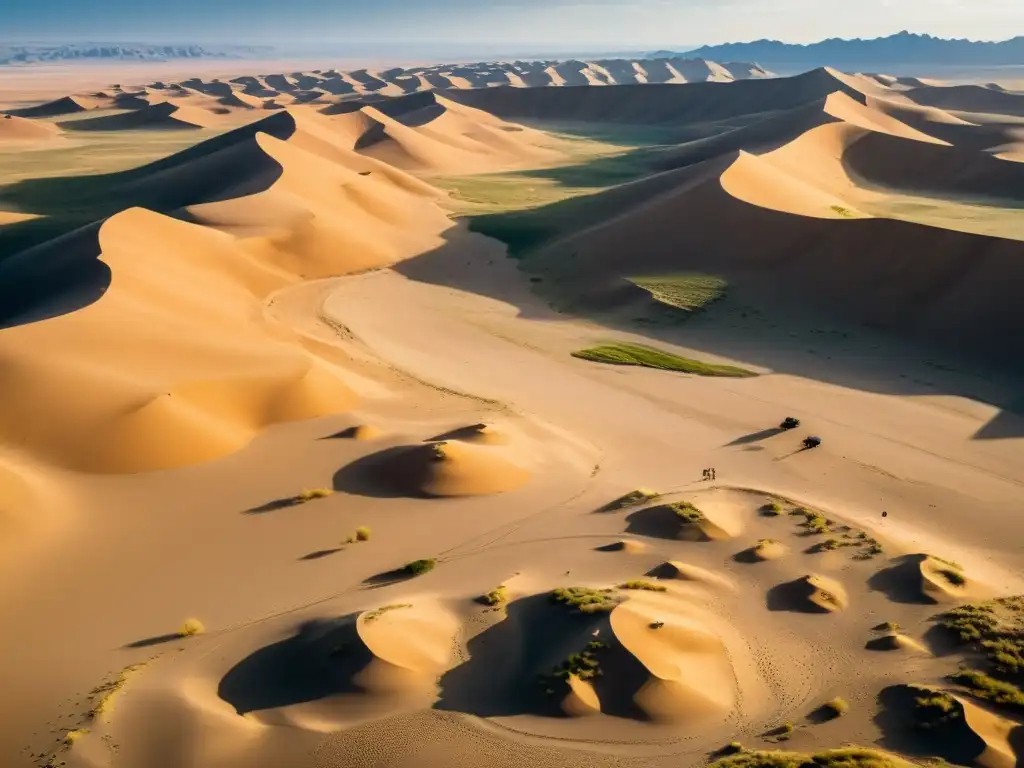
(610, 592), (736, 722)
(530, 132), (1024, 369)
(355, 600), (459, 694)
(366, 440), (530, 497)
(59, 101), (225, 131)
(5, 94), (99, 117)
(0, 108), (460, 472)
(0, 114), (62, 144)
(445, 68), (864, 124)
(905, 84), (1024, 117)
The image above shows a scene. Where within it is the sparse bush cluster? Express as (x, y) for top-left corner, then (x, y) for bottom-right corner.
(711, 747), (919, 768)
(479, 585), (508, 606)
(911, 688), (961, 729)
(938, 598), (1024, 676)
(950, 669), (1024, 710)
(761, 502), (783, 517)
(551, 586), (620, 614)
(605, 488), (660, 511)
(364, 603), (412, 622)
(822, 697), (850, 718)
(619, 580), (667, 592)
(402, 559), (437, 576)
(671, 501), (705, 523)
(540, 638), (608, 693)
(791, 507), (830, 535)
(178, 618), (205, 637)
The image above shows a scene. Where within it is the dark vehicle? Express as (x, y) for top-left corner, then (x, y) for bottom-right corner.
(803, 436), (822, 449)
(780, 417), (800, 430)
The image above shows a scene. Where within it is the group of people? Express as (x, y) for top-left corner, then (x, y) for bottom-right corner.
(702, 468), (717, 481)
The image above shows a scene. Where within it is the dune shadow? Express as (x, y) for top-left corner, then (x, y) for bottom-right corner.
(300, 548), (342, 561)
(123, 632), (184, 649)
(332, 446), (423, 499)
(434, 593), (648, 720)
(766, 578), (828, 613)
(427, 424), (488, 442)
(973, 406), (1024, 440)
(624, 504), (683, 540)
(725, 427), (784, 447)
(867, 555), (934, 605)
(873, 684), (984, 765)
(320, 426), (364, 440)
(218, 616), (368, 714)
(244, 497), (300, 514)
(732, 547), (764, 564)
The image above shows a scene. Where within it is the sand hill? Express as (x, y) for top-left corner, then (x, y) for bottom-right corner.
(3, 62), (1024, 768)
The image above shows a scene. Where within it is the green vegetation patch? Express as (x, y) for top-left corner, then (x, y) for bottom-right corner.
(938, 597), (1024, 676)
(540, 638), (610, 693)
(572, 343), (756, 377)
(791, 507), (830, 535)
(670, 501), (705, 523)
(712, 747), (930, 768)
(478, 586), (509, 607)
(551, 586), (621, 614)
(911, 688), (962, 730)
(629, 273), (728, 315)
(364, 603), (413, 622)
(601, 487), (660, 511)
(619, 580), (668, 592)
(402, 559), (437, 577)
(761, 502), (783, 517)
(949, 669), (1024, 710)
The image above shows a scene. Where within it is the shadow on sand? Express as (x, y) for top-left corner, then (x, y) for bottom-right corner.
(218, 616), (367, 714)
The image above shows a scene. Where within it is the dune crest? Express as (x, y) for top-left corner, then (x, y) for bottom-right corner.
(374, 441), (531, 497)
(610, 594), (736, 722)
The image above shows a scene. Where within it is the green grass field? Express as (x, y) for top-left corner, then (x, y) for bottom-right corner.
(572, 342), (757, 377)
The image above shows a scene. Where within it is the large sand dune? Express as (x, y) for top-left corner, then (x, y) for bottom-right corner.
(3, 62), (1024, 768)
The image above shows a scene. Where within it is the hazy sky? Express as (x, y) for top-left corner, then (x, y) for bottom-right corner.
(2, 0), (1023, 52)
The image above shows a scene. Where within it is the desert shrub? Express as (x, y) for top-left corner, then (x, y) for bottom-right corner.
(761, 502), (783, 516)
(650, 621), (665, 629)
(874, 621), (899, 632)
(479, 585), (508, 606)
(604, 488), (659, 510)
(298, 488), (333, 502)
(64, 728), (89, 745)
(823, 697), (850, 718)
(620, 580), (667, 592)
(364, 603), (412, 622)
(712, 747), (921, 768)
(671, 501), (705, 523)
(912, 689), (961, 729)
(355, 526), (371, 542)
(543, 639), (609, 686)
(551, 586), (619, 613)
(791, 508), (829, 534)
(403, 559), (437, 576)
(950, 669), (1024, 709)
(179, 618), (205, 637)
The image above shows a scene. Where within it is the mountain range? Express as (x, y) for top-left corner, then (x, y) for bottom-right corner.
(653, 32), (1024, 72)
(0, 44), (273, 65)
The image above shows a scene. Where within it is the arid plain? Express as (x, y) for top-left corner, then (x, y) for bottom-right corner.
(1, 57), (1024, 768)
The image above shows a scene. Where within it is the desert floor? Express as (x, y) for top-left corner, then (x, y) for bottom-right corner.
(1, 62), (1023, 768)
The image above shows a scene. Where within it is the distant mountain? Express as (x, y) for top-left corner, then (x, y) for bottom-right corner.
(0, 44), (273, 65)
(658, 32), (1024, 72)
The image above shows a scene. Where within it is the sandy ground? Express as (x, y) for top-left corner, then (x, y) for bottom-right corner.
(1, 64), (1024, 768)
